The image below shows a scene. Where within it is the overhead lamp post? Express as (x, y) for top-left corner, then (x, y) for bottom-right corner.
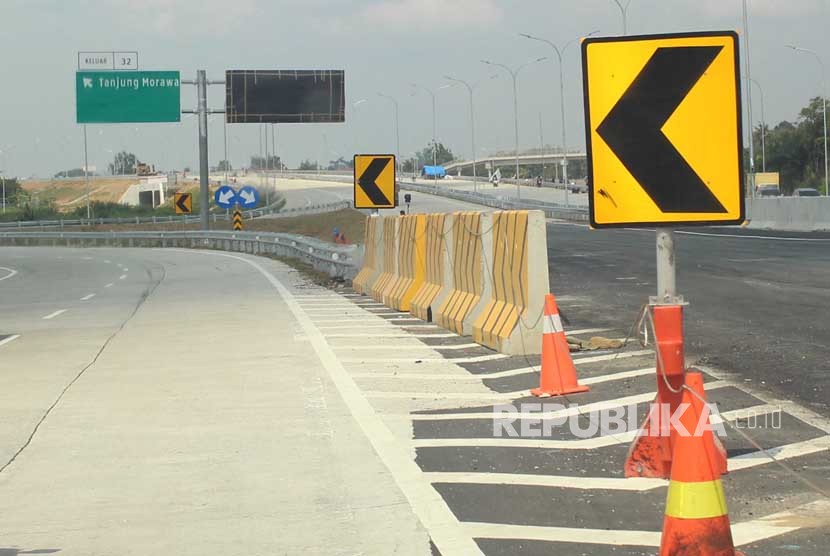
(377, 92), (401, 172)
(443, 74), (499, 193)
(787, 44), (829, 196)
(411, 83), (442, 175)
(611, 0), (632, 35)
(746, 77), (766, 172)
(520, 29), (600, 207)
(481, 57), (547, 201)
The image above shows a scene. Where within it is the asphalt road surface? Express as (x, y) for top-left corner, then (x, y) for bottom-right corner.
(546, 222), (830, 418)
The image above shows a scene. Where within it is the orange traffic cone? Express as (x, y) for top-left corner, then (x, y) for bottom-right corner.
(659, 371), (744, 556)
(531, 294), (589, 398)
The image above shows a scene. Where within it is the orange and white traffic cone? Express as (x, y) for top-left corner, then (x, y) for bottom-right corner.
(531, 293), (589, 398)
(659, 371), (744, 556)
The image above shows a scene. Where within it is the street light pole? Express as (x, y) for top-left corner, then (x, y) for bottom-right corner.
(482, 57), (547, 201)
(743, 0), (757, 198)
(444, 76), (478, 192)
(377, 93), (401, 172)
(611, 0), (631, 35)
(747, 77), (766, 172)
(787, 45), (829, 196)
(411, 83), (438, 173)
(520, 30), (599, 208)
(83, 124), (91, 219)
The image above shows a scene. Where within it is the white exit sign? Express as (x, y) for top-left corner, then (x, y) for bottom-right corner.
(78, 51), (138, 71)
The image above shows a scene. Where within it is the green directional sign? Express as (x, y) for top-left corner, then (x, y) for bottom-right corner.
(76, 71), (181, 123)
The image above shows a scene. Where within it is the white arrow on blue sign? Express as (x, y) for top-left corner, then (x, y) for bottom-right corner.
(215, 185), (237, 209)
(236, 185), (260, 209)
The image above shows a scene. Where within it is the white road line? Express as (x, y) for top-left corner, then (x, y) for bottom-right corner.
(365, 390), (529, 401)
(119, 274), (127, 280)
(324, 333), (458, 339)
(471, 350), (654, 380)
(341, 353), (507, 364)
(42, 309), (67, 320)
(728, 435), (830, 472)
(333, 343), (480, 351)
(424, 472), (666, 492)
(731, 499), (830, 546)
(351, 372), (489, 380)
(411, 404), (778, 451)
(316, 323), (439, 330)
(180, 250), (484, 555)
(581, 367), (654, 385)
(123, 267), (129, 272)
(312, 318), (422, 325)
(566, 328), (611, 336)
(80, 293), (96, 301)
(0, 334), (21, 348)
(409, 382), (729, 421)
(463, 522), (660, 547)
(105, 283), (114, 288)
(0, 267), (19, 282)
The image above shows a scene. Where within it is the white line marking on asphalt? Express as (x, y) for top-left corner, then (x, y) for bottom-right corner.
(80, 294), (96, 301)
(365, 390), (529, 401)
(316, 323), (439, 329)
(566, 328), (611, 336)
(324, 333), (458, 339)
(728, 435), (830, 472)
(123, 268), (128, 272)
(581, 367), (654, 385)
(424, 472), (666, 492)
(409, 382), (729, 421)
(314, 318), (423, 325)
(341, 353), (507, 364)
(615, 276), (638, 280)
(179, 250), (484, 556)
(104, 260), (111, 264)
(105, 283), (114, 288)
(333, 343), (480, 351)
(351, 372), (487, 380)
(0, 334), (21, 348)
(42, 309), (67, 320)
(473, 350), (654, 379)
(119, 274), (127, 280)
(463, 522), (660, 547)
(351, 366), (655, 383)
(0, 267), (19, 282)
(731, 499), (830, 546)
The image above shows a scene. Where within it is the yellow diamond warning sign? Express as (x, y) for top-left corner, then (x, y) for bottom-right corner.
(581, 31), (745, 228)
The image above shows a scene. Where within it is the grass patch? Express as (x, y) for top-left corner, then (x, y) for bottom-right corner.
(85, 208), (367, 245)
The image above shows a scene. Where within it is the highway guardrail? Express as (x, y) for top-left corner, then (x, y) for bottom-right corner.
(0, 229), (359, 279)
(0, 200), (351, 230)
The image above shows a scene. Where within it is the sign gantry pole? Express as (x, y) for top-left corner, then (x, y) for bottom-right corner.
(197, 70), (209, 231)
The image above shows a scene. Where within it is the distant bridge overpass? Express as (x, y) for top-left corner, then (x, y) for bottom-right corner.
(443, 151), (588, 174)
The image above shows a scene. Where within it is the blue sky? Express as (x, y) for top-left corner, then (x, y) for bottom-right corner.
(1, 0), (828, 177)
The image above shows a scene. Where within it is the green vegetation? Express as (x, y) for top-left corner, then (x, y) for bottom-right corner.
(751, 97), (829, 194)
(417, 141), (454, 166)
(54, 168), (90, 178)
(108, 151), (137, 175)
(298, 159), (318, 171)
(250, 154), (285, 170)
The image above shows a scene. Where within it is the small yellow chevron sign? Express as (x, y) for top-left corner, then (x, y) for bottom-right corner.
(232, 209), (243, 231)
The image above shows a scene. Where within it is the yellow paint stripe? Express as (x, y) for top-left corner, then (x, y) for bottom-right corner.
(665, 479), (728, 520)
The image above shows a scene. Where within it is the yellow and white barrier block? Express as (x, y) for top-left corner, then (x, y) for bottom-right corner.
(352, 216), (383, 295)
(386, 215), (427, 311)
(410, 213), (454, 322)
(370, 217), (398, 303)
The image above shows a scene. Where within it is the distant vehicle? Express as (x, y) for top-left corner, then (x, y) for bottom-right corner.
(136, 161), (156, 176)
(569, 182), (588, 194)
(421, 165), (446, 179)
(757, 185), (781, 197)
(793, 187), (820, 197)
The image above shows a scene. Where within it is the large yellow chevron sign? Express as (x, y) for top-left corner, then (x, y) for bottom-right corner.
(582, 31), (745, 228)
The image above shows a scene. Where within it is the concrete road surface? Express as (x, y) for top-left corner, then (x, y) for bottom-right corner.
(1, 243), (828, 556)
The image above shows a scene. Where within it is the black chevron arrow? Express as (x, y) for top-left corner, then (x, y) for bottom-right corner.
(358, 157), (392, 205)
(175, 193), (191, 213)
(597, 46), (727, 213)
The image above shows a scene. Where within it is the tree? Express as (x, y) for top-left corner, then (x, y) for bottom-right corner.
(298, 159), (318, 171)
(54, 168), (88, 178)
(108, 151), (137, 175)
(217, 160), (232, 172)
(417, 141), (454, 167)
(250, 154), (284, 170)
(326, 157), (353, 171)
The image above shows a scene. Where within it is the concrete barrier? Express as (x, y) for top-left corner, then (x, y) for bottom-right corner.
(747, 197), (830, 231)
(472, 210), (550, 355)
(370, 217), (398, 303)
(352, 216), (382, 295)
(434, 212), (493, 336)
(386, 215), (427, 311)
(410, 213), (454, 322)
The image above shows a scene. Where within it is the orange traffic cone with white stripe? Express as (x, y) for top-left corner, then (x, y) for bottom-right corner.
(531, 294), (589, 398)
(659, 371), (744, 556)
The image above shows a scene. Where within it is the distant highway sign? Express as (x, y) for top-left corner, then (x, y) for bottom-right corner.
(76, 71), (181, 123)
(78, 51), (138, 71)
(582, 31), (744, 228)
(225, 70), (346, 123)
